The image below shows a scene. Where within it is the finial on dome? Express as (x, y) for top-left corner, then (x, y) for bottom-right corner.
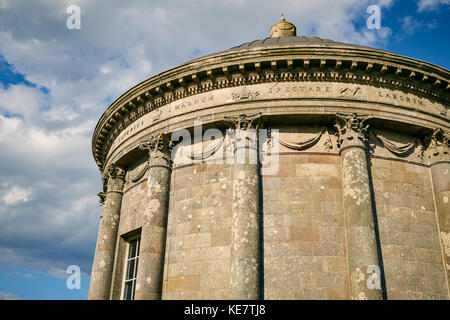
(270, 15), (297, 38)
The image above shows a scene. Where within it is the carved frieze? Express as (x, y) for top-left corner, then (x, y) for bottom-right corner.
(371, 131), (424, 161)
(278, 127), (333, 152)
(127, 163), (149, 184)
(188, 137), (225, 161)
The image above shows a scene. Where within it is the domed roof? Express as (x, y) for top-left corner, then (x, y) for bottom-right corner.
(190, 16), (378, 62)
(228, 35), (373, 52)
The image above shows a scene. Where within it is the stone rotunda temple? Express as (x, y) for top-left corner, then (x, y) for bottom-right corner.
(89, 16), (450, 300)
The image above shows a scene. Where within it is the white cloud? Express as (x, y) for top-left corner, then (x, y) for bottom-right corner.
(397, 15), (438, 41)
(1, 183), (33, 205)
(0, 84), (47, 119)
(3, 271), (35, 279)
(401, 16), (423, 35)
(417, 0), (450, 11)
(0, 291), (20, 300)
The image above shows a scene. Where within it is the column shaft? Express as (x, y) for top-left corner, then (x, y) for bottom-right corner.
(336, 113), (383, 300)
(428, 129), (450, 294)
(134, 133), (172, 300)
(228, 114), (262, 300)
(341, 147), (382, 299)
(89, 164), (125, 300)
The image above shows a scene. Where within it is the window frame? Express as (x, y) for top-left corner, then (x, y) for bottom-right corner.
(120, 234), (141, 300)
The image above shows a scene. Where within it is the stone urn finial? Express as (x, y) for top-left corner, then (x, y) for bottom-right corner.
(270, 14), (297, 38)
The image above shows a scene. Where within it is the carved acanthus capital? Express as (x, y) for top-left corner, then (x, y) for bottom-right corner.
(335, 113), (370, 150)
(101, 163), (126, 193)
(224, 112), (263, 131)
(104, 163), (126, 181)
(140, 132), (173, 168)
(224, 113), (263, 152)
(426, 128), (450, 163)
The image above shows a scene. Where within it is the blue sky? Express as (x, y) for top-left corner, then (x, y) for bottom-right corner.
(0, 0), (448, 300)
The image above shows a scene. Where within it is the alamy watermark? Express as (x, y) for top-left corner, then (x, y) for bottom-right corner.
(169, 120), (280, 175)
(66, 265), (81, 290)
(356, 265), (382, 290)
(66, 5), (81, 30)
(366, 5), (381, 30)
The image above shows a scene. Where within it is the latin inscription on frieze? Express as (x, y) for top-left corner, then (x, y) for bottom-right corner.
(171, 94), (214, 112)
(261, 83), (433, 110)
(111, 81), (445, 154)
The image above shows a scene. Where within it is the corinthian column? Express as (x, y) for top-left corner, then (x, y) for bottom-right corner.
(335, 113), (383, 300)
(226, 113), (262, 300)
(89, 164), (126, 300)
(134, 133), (173, 300)
(427, 128), (450, 292)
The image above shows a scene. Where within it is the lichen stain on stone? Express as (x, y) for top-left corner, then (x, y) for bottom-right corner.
(342, 150), (370, 205)
(147, 180), (162, 196)
(354, 267), (365, 284)
(440, 231), (450, 257)
(148, 199), (160, 213)
(356, 292), (368, 300)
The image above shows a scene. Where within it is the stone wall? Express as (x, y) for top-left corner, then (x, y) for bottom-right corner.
(263, 153), (349, 299)
(372, 157), (449, 299)
(162, 162), (234, 299)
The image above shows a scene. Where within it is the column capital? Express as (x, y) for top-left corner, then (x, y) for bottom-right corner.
(224, 112), (263, 131)
(103, 163), (126, 181)
(139, 132), (173, 168)
(102, 163), (126, 193)
(335, 113), (370, 151)
(425, 128), (450, 164)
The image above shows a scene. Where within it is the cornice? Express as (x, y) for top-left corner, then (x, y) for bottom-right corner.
(92, 45), (449, 171)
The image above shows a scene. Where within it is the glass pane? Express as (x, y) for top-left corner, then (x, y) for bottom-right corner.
(131, 279), (136, 300)
(123, 281), (133, 300)
(129, 239), (137, 258)
(134, 257), (139, 277)
(126, 259), (135, 280)
(136, 238), (140, 257)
